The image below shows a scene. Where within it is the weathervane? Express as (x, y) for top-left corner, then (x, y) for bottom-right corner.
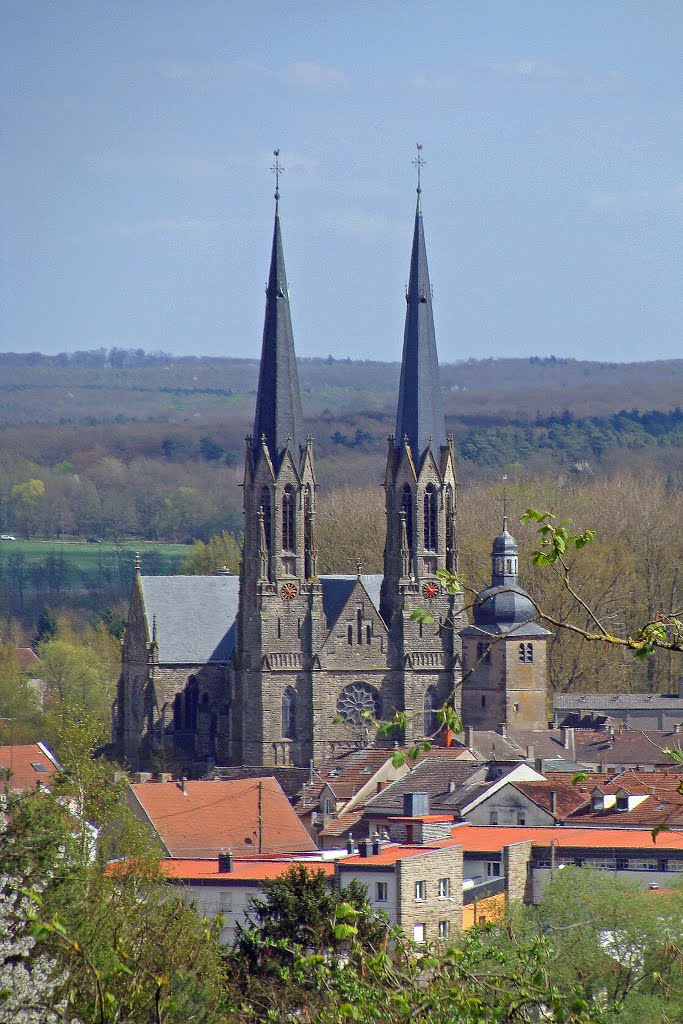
(270, 149), (284, 202)
(412, 143), (425, 196)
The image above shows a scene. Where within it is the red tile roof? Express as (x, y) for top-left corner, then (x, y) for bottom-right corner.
(128, 777), (317, 858)
(0, 743), (59, 792)
(160, 858), (336, 883)
(15, 647), (40, 673)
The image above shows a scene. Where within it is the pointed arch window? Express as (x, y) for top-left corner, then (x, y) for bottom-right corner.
(423, 484), (437, 551)
(303, 484), (313, 572)
(423, 686), (439, 737)
(260, 487), (272, 551)
(401, 484), (413, 548)
(282, 485), (295, 552)
(185, 675), (198, 731)
(445, 485), (454, 569)
(282, 687), (296, 739)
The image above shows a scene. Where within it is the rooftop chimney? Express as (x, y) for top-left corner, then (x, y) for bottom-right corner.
(372, 833), (382, 856)
(403, 792), (430, 817)
(526, 744), (535, 762)
(535, 756), (545, 775)
(218, 850), (233, 873)
(178, 777), (188, 795)
(498, 723), (507, 738)
(358, 838), (373, 858)
(158, 772), (172, 784)
(465, 726), (474, 748)
(133, 772), (152, 785)
(346, 834), (355, 855)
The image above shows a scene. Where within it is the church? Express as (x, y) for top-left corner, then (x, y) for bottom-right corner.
(113, 175), (549, 772)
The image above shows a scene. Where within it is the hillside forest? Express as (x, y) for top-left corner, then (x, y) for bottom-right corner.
(0, 350), (680, 706)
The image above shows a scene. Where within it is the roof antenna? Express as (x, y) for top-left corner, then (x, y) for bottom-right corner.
(412, 143), (425, 210)
(270, 149), (284, 209)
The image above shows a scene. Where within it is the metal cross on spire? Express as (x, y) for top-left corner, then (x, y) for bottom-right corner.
(270, 149), (284, 203)
(412, 143), (426, 197)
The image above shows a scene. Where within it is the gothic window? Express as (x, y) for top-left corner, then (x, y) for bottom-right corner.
(347, 625), (353, 645)
(366, 623), (372, 645)
(336, 682), (381, 725)
(303, 484), (313, 574)
(401, 484), (413, 548)
(477, 642), (491, 664)
(423, 484), (437, 551)
(481, 695), (486, 708)
(173, 693), (182, 730)
(526, 643), (534, 663)
(260, 487), (272, 550)
(282, 485), (295, 551)
(506, 558), (513, 574)
(282, 687), (296, 739)
(357, 609), (363, 644)
(518, 643), (526, 663)
(423, 686), (439, 736)
(445, 485), (454, 568)
(184, 675), (198, 731)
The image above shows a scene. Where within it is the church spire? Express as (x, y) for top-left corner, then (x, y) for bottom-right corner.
(252, 152), (304, 470)
(394, 146), (447, 457)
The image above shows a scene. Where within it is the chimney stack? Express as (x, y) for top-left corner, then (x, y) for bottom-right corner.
(346, 834), (355, 856)
(372, 834), (382, 856)
(358, 839), (372, 858)
(218, 850), (233, 873)
(535, 756), (545, 775)
(178, 776), (188, 795)
(498, 723), (507, 739)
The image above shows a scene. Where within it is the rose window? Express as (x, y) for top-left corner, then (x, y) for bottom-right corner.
(336, 683), (381, 726)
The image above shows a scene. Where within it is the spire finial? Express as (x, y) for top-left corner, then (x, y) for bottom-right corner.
(412, 143), (425, 207)
(502, 474), (508, 531)
(134, 551), (141, 573)
(271, 149), (284, 206)
(356, 559), (363, 578)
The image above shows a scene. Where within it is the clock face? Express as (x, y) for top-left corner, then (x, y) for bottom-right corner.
(422, 582), (439, 598)
(280, 582), (298, 600)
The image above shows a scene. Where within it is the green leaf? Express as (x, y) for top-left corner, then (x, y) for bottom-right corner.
(571, 773), (589, 786)
(335, 902), (358, 922)
(333, 923), (358, 941)
(651, 823), (670, 844)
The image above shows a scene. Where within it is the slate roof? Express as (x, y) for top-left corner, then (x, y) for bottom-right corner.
(252, 205), (304, 468)
(128, 777), (317, 858)
(320, 575), (383, 628)
(0, 742), (60, 791)
(363, 759), (489, 816)
(394, 196), (447, 456)
(510, 728), (683, 768)
(139, 574), (239, 664)
(555, 693), (683, 711)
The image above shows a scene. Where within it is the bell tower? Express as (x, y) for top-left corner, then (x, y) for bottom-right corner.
(232, 154), (322, 767)
(380, 148), (465, 741)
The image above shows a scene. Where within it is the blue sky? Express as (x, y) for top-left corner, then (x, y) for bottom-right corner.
(2, 1), (681, 363)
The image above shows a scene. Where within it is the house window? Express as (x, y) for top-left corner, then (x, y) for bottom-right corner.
(322, 798), (334, 815)
(281, 687), (296, 739)
(517, 812), (526, 825)
(616, 794), (629, 812)
(375, 881), (388, 903)
(438, 920), (450, 940)
(415, 880), (427, 902)
(260, 488), (272, 550)
(413, 923), (425, 943)
(438, 877), (450, 899)
(401, 484), (413, 548)
(513, 703), (520, 713)
(489, 811), (498, 825)
(486, 861), (501, 877)
(629, 859), (658, 871)
(282, 485), (295, 552)
(423, 484), (437, 551)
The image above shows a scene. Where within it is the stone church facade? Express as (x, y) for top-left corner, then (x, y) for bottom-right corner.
(113, 185), (548, 772)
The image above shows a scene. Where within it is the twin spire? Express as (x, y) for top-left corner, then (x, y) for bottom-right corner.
(251, 148), (447, 466)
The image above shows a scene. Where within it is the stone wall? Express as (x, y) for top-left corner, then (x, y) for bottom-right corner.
(503, 841), (533, 905)
(396, 845), (463, 941)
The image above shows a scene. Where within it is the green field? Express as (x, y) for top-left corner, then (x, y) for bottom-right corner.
(0, 539), (189, 575)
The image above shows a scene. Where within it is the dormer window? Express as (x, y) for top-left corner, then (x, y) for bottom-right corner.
(616, 794), (629, 812)
(591, 790), (604, 813)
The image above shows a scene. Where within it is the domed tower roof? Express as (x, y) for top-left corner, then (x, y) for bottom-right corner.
(463, 517), (550, 638)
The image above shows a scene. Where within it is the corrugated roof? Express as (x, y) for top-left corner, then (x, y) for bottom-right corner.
(139, 575), (239, 664)
(128, 777), (317, 858)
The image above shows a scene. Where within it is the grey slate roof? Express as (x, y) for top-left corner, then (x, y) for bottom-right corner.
(394, 197), (447, 456)
(554, 693), (683, 711)
(320, 575), (383, 628)
(252, 206), (304, 469)
(139, 575), (239, 665)
(364, 759), (488, 816)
